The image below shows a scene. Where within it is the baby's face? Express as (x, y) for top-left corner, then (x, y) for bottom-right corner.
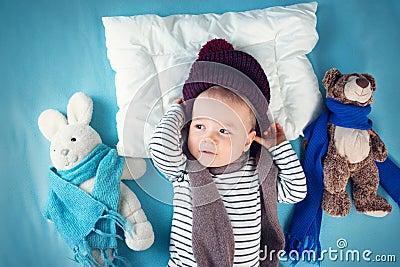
(187, 95), (256, 167)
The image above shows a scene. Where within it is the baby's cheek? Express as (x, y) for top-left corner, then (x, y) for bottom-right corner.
(232, 138), (246, 154)
(187, 136), (198, 155)
(224, 139), (236, 157)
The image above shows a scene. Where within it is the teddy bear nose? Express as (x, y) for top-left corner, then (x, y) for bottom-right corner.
(356, 77), (369, 88)
(61, 149), (69, 156)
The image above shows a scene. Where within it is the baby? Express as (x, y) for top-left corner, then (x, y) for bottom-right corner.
(149, 39), (306, 267)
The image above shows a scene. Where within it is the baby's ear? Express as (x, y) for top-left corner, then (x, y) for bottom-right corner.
(244, 130), (257, 152)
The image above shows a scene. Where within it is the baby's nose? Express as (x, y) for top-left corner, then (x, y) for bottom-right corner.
(61, 148), (69, 156)
(200, 138), (217, 150)
(204, 134), (218, 143)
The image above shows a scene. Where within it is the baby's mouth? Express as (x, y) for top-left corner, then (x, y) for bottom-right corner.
(201, 150), (216, 155)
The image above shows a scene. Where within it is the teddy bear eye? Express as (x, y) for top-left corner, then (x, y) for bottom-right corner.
(70, 137), (77, 142)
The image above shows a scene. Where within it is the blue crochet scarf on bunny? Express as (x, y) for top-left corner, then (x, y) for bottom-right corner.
(44, 144), (131, 266)
(285, 98), (400, 265)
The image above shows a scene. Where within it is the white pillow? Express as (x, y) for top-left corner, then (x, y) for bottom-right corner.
(103, 2), (323, 158)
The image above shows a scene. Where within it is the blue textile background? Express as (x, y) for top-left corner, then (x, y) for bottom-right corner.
(1, 0), (399, 266)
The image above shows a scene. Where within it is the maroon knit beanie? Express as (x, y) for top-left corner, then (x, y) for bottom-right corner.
(182, 38), (271, 137)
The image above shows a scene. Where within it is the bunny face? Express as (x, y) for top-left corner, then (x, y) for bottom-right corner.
(50, 124), (101, 170)
(39, 92), (102, 170)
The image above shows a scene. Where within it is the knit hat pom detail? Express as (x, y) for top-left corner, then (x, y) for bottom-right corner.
(198, 39), (234, 58)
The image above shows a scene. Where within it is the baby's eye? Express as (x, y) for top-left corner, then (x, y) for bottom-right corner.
(219, 129), (230, 134)
(195, 124), (205, 130)
(70, 137), (77, 142)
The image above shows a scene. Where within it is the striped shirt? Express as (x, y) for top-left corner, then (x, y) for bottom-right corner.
(149, 104), (306, 267)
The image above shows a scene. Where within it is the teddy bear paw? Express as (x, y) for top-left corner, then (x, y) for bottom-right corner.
(322, 190), (351, 217)
(354, 194), (392, 217)
(125, 221), (155, 251)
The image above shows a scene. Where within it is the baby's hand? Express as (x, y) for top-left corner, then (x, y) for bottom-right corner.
(254, 123), (287, 149)
(175, 98), (184, 104)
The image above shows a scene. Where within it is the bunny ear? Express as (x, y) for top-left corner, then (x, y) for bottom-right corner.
(67, 92), (93, 125)
(38, 109), (68, 141)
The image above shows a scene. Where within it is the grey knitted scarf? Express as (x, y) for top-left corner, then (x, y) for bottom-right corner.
(186, 147), (285, 267)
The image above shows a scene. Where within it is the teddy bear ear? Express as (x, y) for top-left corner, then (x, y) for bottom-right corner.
(362, 73), (376, 91)
(67, 92), (93, 125)
(323, 68), (342, 89)
(38, 109), (68, 141)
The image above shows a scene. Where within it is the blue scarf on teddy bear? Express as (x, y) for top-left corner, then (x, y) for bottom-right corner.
(44, 144), (132, 266)
(285, 98), (400, 265)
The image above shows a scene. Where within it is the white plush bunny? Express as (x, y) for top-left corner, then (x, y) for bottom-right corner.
(38, 92), (154, 265)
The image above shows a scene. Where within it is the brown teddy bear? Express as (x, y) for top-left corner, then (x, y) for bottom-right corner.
(321, 68), (392, 217)
(285, 68), (400, 263)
